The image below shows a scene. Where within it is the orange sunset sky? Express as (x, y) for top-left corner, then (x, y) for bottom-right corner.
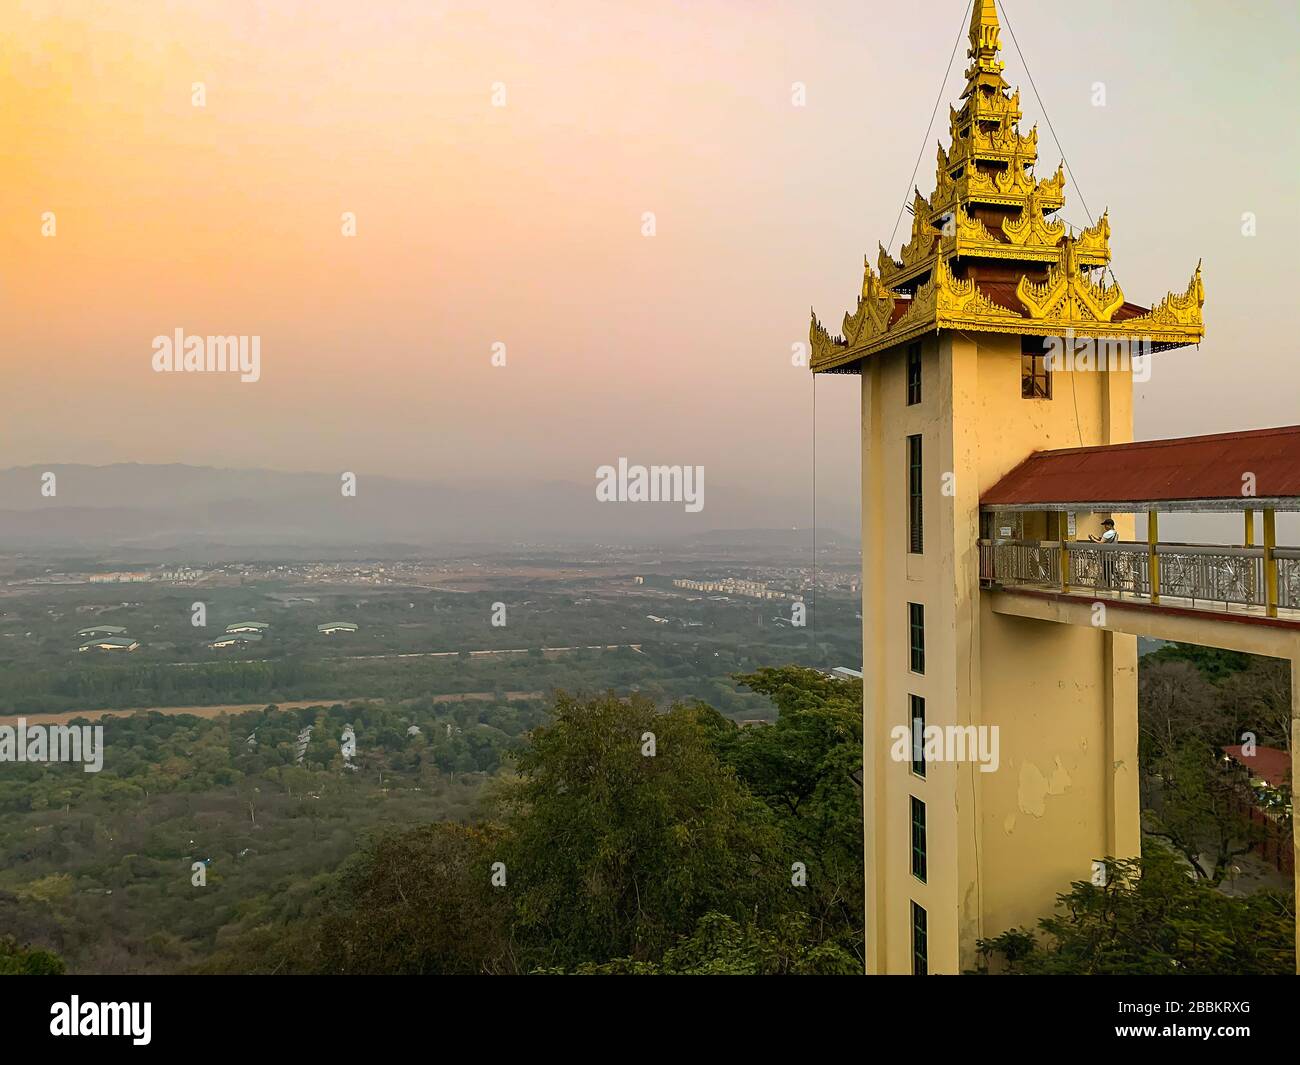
(2, 0), (1298, 523)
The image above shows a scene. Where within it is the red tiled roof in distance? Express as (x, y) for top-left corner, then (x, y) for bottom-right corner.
(1222, 745), (1290, 790)
(982, 425), (1300, 508)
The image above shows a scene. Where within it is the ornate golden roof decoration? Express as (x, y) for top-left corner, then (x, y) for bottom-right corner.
(1074, 210), (1111, 261)
(1002, 188), (1065, 248)
(1016, 239), (1125, 322)
(933, 257), (1006, 319)
(809, 1), (1205, 374)
(1127, 262), (1206, 330)
(933, 155), (1064, 217)
(957, 88), (1021, 128)
(809, 309), (846, 365)
(841, 262), (899, 346)
(896, 190), (939, 268)
(953, 206), (999, 245)
(944, 123), (1038, 172)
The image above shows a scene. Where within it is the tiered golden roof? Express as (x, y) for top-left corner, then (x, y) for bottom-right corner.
(811, 0), (1204, 373)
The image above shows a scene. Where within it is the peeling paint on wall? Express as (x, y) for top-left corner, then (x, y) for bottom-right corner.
(1018, 762), (1048, 817)
(1018, 757), (1074, 817)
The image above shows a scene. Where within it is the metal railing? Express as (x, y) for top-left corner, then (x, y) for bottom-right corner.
(1155, 545), (1264, 608)
(978, 539), (1059, 585)
(1069, 542), (1151, 597)
(1277, 549), (1300, 610)
(980, 538), (1296, 615)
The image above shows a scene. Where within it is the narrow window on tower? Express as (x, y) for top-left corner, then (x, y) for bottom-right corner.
(1021, 336), (1053, 399)
(910, 796), (927, 883)
(906, 342), (922, 405)
(909, 694), (926, 778)
(911, 901), (928, 976)
(907, 434), (923, 553)
(908, 603), (925, 674)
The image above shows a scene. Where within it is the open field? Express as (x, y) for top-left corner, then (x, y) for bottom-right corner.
(0, 690), (547, 727)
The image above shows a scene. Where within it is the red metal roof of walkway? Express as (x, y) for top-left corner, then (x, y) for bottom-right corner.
(982, 425), (1300, 510)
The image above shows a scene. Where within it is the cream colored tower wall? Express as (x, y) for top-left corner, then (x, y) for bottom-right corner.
(967, 333), (1140, 954)
(860, 330), (1140, 974)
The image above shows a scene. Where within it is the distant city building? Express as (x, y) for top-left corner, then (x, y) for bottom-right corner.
(224, 621), (269, 634)
(78, 636), (140, 652)
(645, 615), (669, 624)
(76, 625), (127, 637)
(87, 571), (153, 584)
(318, 621), (358, 635)
(672, 577), (786, 600)
(159, 567), (206, 581)
(832, 666), (863, 680)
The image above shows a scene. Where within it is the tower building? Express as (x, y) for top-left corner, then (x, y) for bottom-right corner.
(810, 0), (1210, 974)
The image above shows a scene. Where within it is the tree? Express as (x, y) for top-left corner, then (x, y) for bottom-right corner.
(553, 911), (860, 975)
(1145, 742), (1261, 884)
(201, 823), (511, 975)
(972, 848), (1294, 975)
(496, 691), (792, 969)
(310, 823), (511, 974)
(0, 935), (66, 975)
(722, 667), (864, 965)
(1218, 656), (1292, 753)
(1147, 643), (1252, 681)
(1138, 657), (1220, 763)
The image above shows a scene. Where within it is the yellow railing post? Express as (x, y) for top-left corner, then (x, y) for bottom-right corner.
(1265, 508), (1278, 618)
(1148, 510), (1160, 604)
(1059, 516), (1070, 591)
(1245, 510), (1257, 603)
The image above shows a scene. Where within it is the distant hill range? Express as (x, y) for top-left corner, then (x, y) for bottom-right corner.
(0, 464), (858, 556)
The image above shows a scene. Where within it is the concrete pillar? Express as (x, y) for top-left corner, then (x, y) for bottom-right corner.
(861, 358), (886, 974)
(1104, 631), (1140, 859)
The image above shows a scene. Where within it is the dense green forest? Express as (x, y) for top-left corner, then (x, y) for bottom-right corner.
(0, 668), (866, 974)
(199, 667), (868, 974)
(2, 644), (1293, 975)
(0, 696), (530, 972)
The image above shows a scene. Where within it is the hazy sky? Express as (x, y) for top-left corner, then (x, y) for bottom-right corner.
(3, 0), (1298, 526)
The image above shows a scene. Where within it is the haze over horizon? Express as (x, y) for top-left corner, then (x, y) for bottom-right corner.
(4, 0), (1298, 528)
(0, 460), (861, 549)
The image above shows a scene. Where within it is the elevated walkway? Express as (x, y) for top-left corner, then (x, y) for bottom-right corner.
(980, 424), (1300, 971)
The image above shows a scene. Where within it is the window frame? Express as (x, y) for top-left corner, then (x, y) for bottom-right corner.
(910, 795), (927, 883)
(909, 693), (926, 778)
(907, 434), (923, 554)
(1021, 337), (1053, 399)
(908, 603), (925, 674)
(911, 901), (928, 976)
(906, 342), (922, 406)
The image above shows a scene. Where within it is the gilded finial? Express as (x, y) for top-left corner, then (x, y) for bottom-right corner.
(968, 0), (1001, 60)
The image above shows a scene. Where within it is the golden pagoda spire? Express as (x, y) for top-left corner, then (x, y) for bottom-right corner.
(963, 0), (1008, 98)
(969, 0), (1001, 54)
(809, 0), (1205, 373)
